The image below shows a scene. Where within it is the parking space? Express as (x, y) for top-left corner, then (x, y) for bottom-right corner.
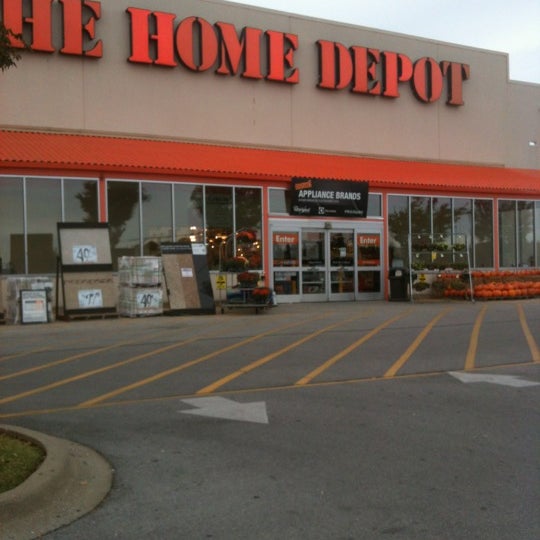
(1, 299), (539, 418)
(1, 300), (539, 539)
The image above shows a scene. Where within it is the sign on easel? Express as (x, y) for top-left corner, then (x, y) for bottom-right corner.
(20, 289), (48, 324)
(57, 223), (117, 318)
(161, 243), (215, 315)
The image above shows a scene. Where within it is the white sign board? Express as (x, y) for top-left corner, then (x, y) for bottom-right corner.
(78, 289), (104, 308)
(20, 289), (48, 324)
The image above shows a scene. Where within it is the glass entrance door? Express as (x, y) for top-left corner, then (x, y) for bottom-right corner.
(271, 224), (383, 302)
(300, 229), (355, 301)
(328, 230), (355, 300)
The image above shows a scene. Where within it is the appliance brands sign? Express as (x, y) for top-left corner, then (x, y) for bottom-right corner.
(3, 0), (470, 105)
(291, 178), (369, 218)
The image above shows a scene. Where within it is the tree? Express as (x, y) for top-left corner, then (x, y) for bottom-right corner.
(0, 21), (24, 72)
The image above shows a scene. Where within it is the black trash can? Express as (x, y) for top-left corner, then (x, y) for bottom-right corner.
(389, 267), (410, 301)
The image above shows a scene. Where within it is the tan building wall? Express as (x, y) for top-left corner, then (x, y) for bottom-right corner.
(1, 0), (538, 169)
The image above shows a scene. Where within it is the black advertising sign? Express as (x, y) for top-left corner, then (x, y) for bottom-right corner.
(290, 178), (369, 218)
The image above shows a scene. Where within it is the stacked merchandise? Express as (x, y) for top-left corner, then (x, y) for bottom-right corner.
(118, 257), (163, 317)
(5, 276), (55, 324)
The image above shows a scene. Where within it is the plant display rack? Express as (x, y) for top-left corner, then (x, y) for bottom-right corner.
(408, 233), (473, 302)
(222, 271), (273, 314)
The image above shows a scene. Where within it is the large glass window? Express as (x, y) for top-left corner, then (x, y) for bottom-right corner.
(518, 201), (534, 267)
(26, 177), (62, 273)
(174, 184), (203, 244)
(474, 199), (493, 267)
(0, 176), (98, 274)
(387, 195), (409, 268)
(453, 198), (472, 240)
(0, 177), (24, 274)
(235, 187), (262, 269)
(536, 202), (540, 266)
(498, 200), (517, 267)
(142, 182), (172, 256)
(410, 196), (431, 235)
(205, 186), (233, 271)
(107, 181), (142, 266)
(432, 197), (452, 238)
(388, 195), (497, 270)
(64, 179), (99, 222)
(107, 181), (263, 272)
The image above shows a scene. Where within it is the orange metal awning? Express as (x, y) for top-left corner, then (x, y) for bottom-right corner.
(1, 130), (539, 196)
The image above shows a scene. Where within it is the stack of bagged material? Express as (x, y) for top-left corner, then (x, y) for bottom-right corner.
(6, 276), (55, 324)
(118, 257), (163, 317)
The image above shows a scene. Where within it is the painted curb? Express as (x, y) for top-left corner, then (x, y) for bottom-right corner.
(0, 425), (113, 540)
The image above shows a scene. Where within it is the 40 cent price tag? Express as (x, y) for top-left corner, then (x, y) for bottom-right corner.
(136, 290), (162, 308)
(73, 245), (98, 264)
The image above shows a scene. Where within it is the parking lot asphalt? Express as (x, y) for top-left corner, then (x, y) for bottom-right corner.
(1, 299), (539, 539)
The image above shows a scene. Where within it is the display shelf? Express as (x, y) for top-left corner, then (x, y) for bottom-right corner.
(408, 234), (473, 302)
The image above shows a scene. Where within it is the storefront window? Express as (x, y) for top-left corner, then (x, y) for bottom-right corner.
(367, 194), (382, 217)
(269, 188), (290, 214)
(499, 200), (517, 267)
(0, 176), (99, 274)
(453, 198), (472, 241)
(235, 188), (262, 269)
(174, 184), (203, 244)
(432, 197), (452, 238)
(64, 179), (99, 223)
(26, 177), (62, 273)
(205, 186), (233, 271)
(518, 201), (534, 267)
(388, 195), (409, 268)
(411, 196), (431, 235)
(536, 202), (540, 266)
(474, 199), (493, 268)
(0, 177), (23, 274)
(142, 182), (173, 256)
(107, 181), (142, 268)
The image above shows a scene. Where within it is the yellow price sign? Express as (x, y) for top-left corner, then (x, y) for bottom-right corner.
(216, 275), (226, 290)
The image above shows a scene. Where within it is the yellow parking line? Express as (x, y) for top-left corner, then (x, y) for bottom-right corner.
(1, 358), (537, 421)
(0, 317), (254, 401)
(0, 342), (126, 382)
(464, 304), (487, 370)
(384, 307), (452, 378)
(518, 303), (540, 363)
(296, 309), (411, 386)
(0, 335), (206, 406)
(80, 315), (327, 407)
(197, 312), (370, 395)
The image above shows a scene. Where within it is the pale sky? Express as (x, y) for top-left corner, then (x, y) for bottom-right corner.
(229, 0), (540, 84)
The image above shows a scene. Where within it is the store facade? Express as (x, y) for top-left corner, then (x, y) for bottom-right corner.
(1, 0), (539, 308)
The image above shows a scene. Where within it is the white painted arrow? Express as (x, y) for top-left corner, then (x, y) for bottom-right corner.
(180, 397), (269, 424)
(449, 371), (540, 388)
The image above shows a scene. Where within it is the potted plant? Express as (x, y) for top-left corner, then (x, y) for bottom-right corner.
(413, 281), (430, 292)
(251, 286), (272, 304)
(237, 271), (260, 288)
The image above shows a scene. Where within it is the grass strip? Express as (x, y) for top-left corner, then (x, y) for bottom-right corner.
(0, 433), (45, 493)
